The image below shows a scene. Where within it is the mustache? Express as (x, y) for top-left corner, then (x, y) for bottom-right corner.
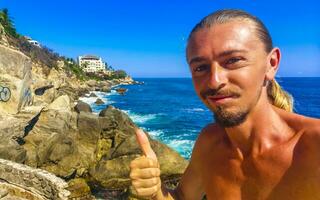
(200, 88), (240, 99)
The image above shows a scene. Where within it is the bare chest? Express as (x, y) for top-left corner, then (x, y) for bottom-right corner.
(200, 145), (320, 200)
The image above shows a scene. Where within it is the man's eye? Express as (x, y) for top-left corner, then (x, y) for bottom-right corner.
(194, 64), (209, 72)
(225, 57), (241, 65)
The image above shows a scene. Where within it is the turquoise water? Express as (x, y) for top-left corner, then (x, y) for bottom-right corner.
(81, 77), (320, 159)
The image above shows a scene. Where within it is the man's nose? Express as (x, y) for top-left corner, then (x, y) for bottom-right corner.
(207, 64), (226, 89)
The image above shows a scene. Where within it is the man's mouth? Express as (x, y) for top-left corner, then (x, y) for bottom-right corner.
(207, 95), (235, 104)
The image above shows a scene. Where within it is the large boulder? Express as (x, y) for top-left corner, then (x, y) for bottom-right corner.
(0, 106), (43, 164)
(24, 95), (76, 167)
(89, 132), (188, 189)
(86, 80), (97, 88)
(101, 86), (111, 93)
(74, 101), (92, 113)
(0, 45), (32, 114)
(88, 106), (188, 192)
(77, 112), (101, 143)
(0, 139), (26, 163)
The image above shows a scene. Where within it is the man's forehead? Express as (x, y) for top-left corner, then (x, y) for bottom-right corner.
(187, 20), (260, 59)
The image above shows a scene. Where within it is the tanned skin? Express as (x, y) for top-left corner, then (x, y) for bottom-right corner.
(129, 20), (320, 200)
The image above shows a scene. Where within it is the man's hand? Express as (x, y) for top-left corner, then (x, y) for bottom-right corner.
(130, 128), (163, 199)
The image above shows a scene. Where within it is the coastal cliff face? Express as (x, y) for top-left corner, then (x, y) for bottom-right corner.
(0, 31), (188, 199)
(0, 44), (32, 115)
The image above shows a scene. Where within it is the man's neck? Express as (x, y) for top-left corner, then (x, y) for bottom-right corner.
(223, 99), (294, 158)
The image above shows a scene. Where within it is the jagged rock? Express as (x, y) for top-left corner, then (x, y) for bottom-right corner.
(95, 98), (104, 105)
(24, 95), (75, 167)
(56, 85), (79, 102)
(116, 88), (127, 95)
(0, 188), (8, 198)
(67, 178), (93, 199)
(86, 80), (97, 87)
(101, 86), (111, 93)
(99, 105), (136, 135)
(88, 106), (188, 192)
(77, 112), (101, 143)
(74, 101), (92, 113)
(89, 93), (97, 97)
(0, 45), (32, 114)
(0, 107), (44, 164)
(89, 130), (188, 190)
(0, 139), (26, 163)
(100, 81), (112, 88)
(32, 81), (56, 106)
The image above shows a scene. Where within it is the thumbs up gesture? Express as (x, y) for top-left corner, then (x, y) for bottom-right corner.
(130, 128), (163, 199)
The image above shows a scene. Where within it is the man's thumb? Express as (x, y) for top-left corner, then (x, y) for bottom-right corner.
(135, 128), (157, 160)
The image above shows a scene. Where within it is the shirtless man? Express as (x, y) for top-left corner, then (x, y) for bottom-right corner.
(129, 9), (320, 200)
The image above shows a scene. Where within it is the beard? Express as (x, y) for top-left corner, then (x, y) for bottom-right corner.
(200, 86), (262, 128)
(213, 105), (249, 127)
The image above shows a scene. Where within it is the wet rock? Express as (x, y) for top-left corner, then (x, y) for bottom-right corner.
(116, 88), (127, 95)
(95, 98), (104, 105)
(89, 93), (97, 97)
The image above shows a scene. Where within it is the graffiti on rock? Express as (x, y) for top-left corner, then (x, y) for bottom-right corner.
(0, 85), (11, 102)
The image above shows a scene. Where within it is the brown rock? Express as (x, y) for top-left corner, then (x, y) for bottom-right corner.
(95, 98), (104, 105)
(67, 178), (93, 199)
(89, 93), (97, 97)
(115, 88), (127, 95)
(74, 101), (92, 113)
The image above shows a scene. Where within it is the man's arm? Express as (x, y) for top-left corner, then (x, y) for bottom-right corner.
(130, 128), (205, 199)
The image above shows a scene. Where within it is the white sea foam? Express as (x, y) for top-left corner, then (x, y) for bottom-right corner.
(79, 90), (117, 105)
(165, 139), (195, 159)
(184, 108), (205, 112)
(147, 129), (164, 137)
(123, 110), (160, 124)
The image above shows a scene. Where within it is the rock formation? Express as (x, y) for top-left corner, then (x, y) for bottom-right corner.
(21, 98), (188, 198)
(0, 44), (32, 115)
(0, 32), (187, 199)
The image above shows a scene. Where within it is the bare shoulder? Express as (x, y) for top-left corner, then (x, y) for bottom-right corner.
(286, 113), (320, 154)
(278, 108), (320, 136)
(191, 123), (225, 161)
(199, 123), (224, 142)
(299, 116), (320, 145)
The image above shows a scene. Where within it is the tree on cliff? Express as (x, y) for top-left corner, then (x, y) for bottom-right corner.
(0, 8), (19, 38)
(113, 70), (127, 79)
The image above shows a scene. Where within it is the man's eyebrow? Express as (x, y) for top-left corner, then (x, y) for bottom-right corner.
(188, 50), (248, 65)
(217, 50), (248, 58)
(188, 56), (207, 65)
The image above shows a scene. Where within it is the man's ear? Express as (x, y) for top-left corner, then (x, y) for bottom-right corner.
(265, 47), (281, 81)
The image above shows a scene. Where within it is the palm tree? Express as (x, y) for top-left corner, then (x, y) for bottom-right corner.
(0, 8), (18, 38)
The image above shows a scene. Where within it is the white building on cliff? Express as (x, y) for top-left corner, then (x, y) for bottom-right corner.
(78, 55), (106, 73)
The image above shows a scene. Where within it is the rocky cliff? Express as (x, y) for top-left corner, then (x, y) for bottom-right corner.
(0, 25), (188, 199)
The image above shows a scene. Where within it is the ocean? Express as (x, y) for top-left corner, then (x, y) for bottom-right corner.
(80, 77), (320, 160)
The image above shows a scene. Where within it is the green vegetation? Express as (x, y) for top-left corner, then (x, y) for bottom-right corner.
(112, 70), (127, 79)
(0, 8), (19, 38)
(62, 58), (88, 81)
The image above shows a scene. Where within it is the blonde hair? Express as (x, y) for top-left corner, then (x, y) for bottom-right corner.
(267, 79), (293, 112)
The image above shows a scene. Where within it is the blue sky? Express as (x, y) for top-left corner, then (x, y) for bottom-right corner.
(1, 0), (319, 78)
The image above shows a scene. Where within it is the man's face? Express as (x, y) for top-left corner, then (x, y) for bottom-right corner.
(187, 20), (269, 127)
